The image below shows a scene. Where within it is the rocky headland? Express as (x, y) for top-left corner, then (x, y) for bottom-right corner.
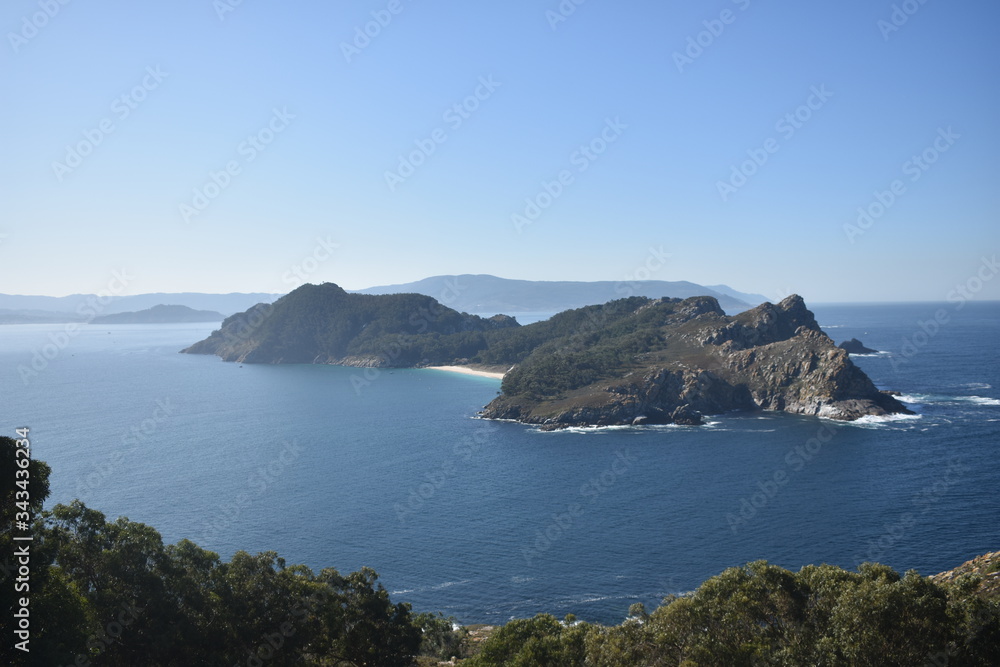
(480, 295), (910, 427)
(183, 284), (910, 428)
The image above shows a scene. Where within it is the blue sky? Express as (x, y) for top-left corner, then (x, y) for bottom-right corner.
(2, 0), (997, 302)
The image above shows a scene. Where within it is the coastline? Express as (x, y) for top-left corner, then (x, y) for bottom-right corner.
(424, 365), (506, 380)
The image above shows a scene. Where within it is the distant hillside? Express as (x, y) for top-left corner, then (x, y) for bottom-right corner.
(0, 308), (87, 324)
(91, 304), (225, 324)
(706, 283), (770, 305)
(0, 291), (280, 318)
(354, 274), (759, 314)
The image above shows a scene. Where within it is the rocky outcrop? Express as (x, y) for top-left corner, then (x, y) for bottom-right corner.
(839, 338), (878, 354)
(480, 295), (910, 428)
(930, 551), (1000, 600)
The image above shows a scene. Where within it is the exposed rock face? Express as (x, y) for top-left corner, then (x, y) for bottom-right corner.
(931, 551), (1000, 600)
(480, 295), (910, 428)
(839, 338), (878, 354)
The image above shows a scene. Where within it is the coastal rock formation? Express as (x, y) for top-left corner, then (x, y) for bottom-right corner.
(838, 338), (878, 354)
(185, 285), (909, 428)
(930, 550), (1000, 600)
(480, 295), (910, 427)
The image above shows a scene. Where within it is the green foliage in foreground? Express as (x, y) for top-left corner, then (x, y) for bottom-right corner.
(468, 561), (1000, 667)
(2, 436), (424, 666)
(3, 434), (998, 666)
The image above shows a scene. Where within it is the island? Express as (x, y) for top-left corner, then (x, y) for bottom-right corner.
(838, 337), (879, 354)
(92, 304), (225, 324)
(183, 283), (911, 426)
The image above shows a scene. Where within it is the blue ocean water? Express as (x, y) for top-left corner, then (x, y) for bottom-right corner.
(1, 302), (998, 625)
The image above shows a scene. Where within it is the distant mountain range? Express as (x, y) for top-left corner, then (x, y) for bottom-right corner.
(0, 292), (279, 324)
(0, 276), (768, 324)
(354, 275), (768, 314)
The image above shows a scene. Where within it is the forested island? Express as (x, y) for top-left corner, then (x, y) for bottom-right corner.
(92, 304), (225, 324)
(4, 436), (998, 666)
(183, 283), (909, 426)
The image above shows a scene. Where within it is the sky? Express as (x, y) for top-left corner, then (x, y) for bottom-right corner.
(1, 0), (998, 303)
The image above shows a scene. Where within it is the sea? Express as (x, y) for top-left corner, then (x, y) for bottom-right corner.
(1, 302), (998, 625)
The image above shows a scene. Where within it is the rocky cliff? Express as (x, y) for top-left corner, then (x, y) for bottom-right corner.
(480, 295), (909, 427)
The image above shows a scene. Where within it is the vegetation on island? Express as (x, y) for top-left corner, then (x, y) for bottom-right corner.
(184, 284), (910, 427)
(3, 436), (998, 666)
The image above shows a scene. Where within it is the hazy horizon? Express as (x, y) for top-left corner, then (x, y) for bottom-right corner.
(2, 1), (997, 303)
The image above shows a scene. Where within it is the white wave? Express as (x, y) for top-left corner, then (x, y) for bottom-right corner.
(552, 424), (633, 434)
(511, 575), (534, 584)
(897, 393), (1000, 407)
(390, 579), (473, 595)
(429, 579), (473, 590)
(851, 351), (890, 357)
(967, 396), (1000, 406)
(851, 413), (923, 426)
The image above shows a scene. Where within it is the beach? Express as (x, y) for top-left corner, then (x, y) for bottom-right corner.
(425, 365), (506, 380)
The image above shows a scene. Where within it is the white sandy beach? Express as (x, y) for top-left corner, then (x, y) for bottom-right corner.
(425, 365), (506, 380)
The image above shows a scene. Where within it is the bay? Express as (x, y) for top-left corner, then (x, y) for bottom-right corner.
(1, 302), (997, 624)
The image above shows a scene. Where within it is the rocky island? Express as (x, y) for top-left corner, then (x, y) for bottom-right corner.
(481, 295), (909, 427)
(838, 337), (879, 354)
(183, 283), (910, 427)
(92, 304), (225, 324)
